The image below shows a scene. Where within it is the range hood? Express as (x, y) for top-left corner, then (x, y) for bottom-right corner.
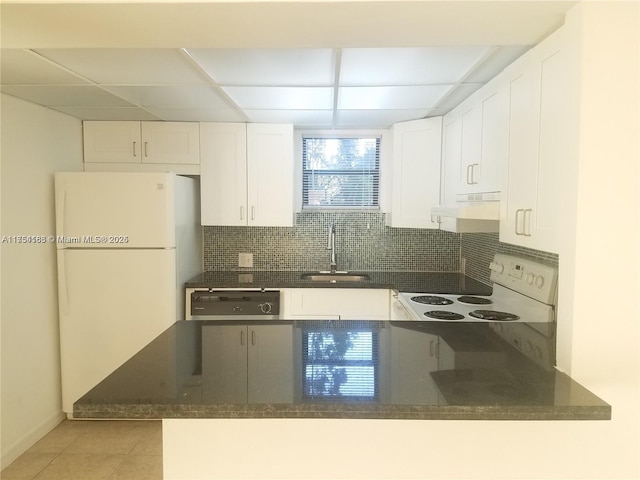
(431, 192), (500, 233)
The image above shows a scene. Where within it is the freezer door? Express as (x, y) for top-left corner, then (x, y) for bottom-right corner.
(57, 249), (176, 413)
(55, 172), (175, 248)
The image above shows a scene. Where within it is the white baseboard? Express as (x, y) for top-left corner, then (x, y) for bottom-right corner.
(1, 410), (66, 469)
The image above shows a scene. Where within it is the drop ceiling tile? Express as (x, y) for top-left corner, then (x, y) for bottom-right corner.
(102, 85), (232, 109)
(145, 108), (247, 122)
(34, 49), (207, 85)
(0, 49), (90, 85)
(340, 47), (492, 86)
(186, 48), (335, 86)
(335, 109), (430, 129)
(53, 107), (163, 121)
(338, 85), (452, 110)
(0, 85), (135, 107)
(222, 86), (333, 110)
(243, 109), (334, 126)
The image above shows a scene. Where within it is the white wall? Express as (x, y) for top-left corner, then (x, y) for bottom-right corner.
(165, 3), (640, 479)
(0, 94), (83, 467)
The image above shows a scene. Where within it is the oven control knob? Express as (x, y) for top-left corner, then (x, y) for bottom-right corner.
(260, 302), (273, 314)
(526, 273), (535, 285)
(490, 262), (504, 274)
(534, 275), (545, 288)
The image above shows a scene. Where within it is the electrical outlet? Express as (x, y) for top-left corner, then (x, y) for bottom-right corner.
(238, 253), (253, 268)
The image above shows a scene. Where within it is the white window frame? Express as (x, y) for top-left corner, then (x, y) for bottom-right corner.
(295, 129), (391, 212)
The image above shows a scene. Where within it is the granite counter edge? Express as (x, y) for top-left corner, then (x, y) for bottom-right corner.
(73, 404), (611, 421)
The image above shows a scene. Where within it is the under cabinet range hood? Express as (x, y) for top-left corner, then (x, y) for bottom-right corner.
(431, 192), (500, 233)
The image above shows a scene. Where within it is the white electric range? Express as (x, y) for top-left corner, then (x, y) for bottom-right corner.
(397, 254), (559, 369)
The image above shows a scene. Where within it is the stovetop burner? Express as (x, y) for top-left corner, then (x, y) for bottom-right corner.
(457, 295), (493, 305)
(424, 310), (466, 320)
(468, 310), (520, 321)
(411, 295), (454, 306)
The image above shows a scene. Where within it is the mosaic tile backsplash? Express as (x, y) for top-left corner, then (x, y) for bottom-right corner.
(203, 211), (461, 272)
(203, 211), (559, 286)
(461, 232), (559, 285)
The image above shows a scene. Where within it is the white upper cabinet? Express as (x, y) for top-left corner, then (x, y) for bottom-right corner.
(500, 27), (567, 253)
(83, 121), (200, 173)
(458, 103), (482, 195)
(388, 117), (443, 228)
(444, 74), (508, 198)
(246, 123), (294, 227)
(140, 122), (200, 165)
(200, 122), (294, 227)
(477, 81), (509, 195)
(83, 121), (141, 164)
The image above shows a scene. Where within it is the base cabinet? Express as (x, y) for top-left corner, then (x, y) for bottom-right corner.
(201, 324), (294, 404)
(282, 288), (390, 320)
(389, 325), (441, 404)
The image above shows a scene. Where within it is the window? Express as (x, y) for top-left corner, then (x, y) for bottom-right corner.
(302, 136), (380, 209)
(302, 327), (378, 401)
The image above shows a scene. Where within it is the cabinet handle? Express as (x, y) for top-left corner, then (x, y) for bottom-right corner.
(144, 141), (149, 157)
(435, 342), (440, 359)
(466, 164), (473, 185)
(251, 330), (256, 346)
(251, 206), (255, 221)
(429, 340), (435, 357)
(430, 214), (441, 224)
(524, 209), (533, 236)
(471, 164), (479, 184)
(240, 206), (244, 220)
(240, 330), (244, 345)
(132, 141), (137, 157)
(515, 209), (524, 235)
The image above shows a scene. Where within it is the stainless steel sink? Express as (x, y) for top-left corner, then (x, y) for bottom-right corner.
(300, 272), (370, 282)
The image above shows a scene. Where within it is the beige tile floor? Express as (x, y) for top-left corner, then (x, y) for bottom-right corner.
(1, 420), (163, 480)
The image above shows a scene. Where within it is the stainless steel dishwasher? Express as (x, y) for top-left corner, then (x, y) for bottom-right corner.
(185, 288), (280, 320)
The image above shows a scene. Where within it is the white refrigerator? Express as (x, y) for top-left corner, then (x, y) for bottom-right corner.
(55, 172), (202, 415)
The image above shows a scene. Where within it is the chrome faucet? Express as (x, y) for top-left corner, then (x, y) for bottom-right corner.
(326, 223), (338, 273)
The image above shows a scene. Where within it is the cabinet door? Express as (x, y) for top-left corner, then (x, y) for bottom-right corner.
(389, 325), (439, 404)
(500, 52), (537, 247)
(201, 325), (249, 403)
(246, 123), (294, 226)
(141, 122), (200, 165)
(389, 117), (443, 228)
(83, 121), (141, 163)
(200, 123), (248, 226)
(287, 289), (390, 320)
(527, 28), (567, 253)
(478, 83), (509, 194)
(500, 29), (566, 253)
(458, 105), (482, 194)
(247, 325), (294, 403)
(440, 114), (462, 207)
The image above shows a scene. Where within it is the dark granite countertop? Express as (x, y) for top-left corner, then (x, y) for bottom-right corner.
(74, 320), (610, 421)
(185, 271), (493, 295)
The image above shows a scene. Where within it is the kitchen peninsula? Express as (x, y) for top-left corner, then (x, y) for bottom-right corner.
(74, 319), (610, 421)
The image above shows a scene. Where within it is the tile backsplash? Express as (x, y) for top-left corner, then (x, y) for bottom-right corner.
(203, 211), (559, 286)
(203, 211), (461, 272)
(461, 232), (559, 285)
